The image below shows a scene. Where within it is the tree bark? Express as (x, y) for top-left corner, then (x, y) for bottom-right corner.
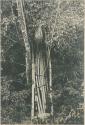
(16, 0), (31, 84)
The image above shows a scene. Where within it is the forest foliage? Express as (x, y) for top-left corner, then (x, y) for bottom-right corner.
(1, 0), (84, 124)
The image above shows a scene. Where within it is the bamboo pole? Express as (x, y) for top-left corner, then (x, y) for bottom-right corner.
(31, 53), (35, 118)
(37, 51), (47, 114)
(35, 55), (43, 115)
(48, 47), (53, 118)
(42, 57), (46, 113)
(36, 55), (42, 114)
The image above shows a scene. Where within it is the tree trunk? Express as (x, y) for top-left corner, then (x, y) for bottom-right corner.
(16, 0), (31, 84)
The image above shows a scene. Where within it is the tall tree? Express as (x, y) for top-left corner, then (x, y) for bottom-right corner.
(16, 0), (31, 85)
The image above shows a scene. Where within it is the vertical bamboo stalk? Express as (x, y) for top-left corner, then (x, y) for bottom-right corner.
(31, 53), (35, 118)
(37, 55), (42, 114)
(39, 52), (46, 114)
(41, 58), (45, 113)
(42, 59), (46, 113)
(48, 47), (53, 118)
(35, 55), (43, 115)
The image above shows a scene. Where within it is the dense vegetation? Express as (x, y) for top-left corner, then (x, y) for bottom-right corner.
(1, 0), (84, 124)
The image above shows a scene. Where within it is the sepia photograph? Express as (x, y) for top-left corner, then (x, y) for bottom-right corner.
(1, 0), (84, 124)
